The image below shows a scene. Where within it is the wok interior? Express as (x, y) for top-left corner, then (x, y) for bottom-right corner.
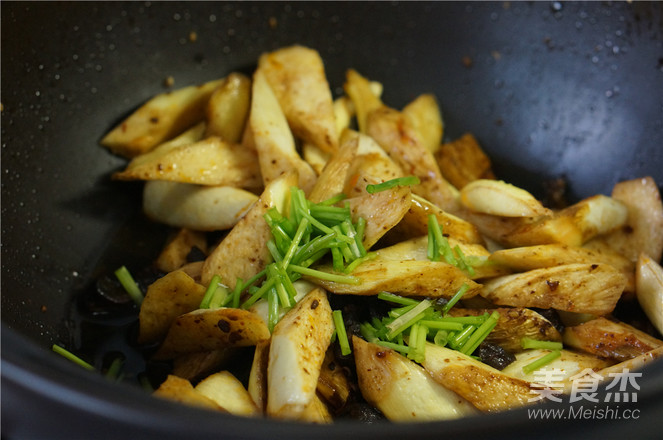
(2, 1), (663, 438)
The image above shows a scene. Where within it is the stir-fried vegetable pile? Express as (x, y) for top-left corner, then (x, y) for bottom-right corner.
(56, 45), (663, 423)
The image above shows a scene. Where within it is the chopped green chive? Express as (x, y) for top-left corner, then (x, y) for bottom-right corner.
(52, 344), (95, 371)
(441, 283), (470, 315)
(521, 337), (564, 351)
(333, 310), (352, 356)
(288, 264), (360, 284)
(427, 215), (476, 276)
(366, 176), (421, 194)
(114, 265), (144, 306)
(200, 275), (229, 309)
(105, 356), (125, 381)
(377, 291), (420, 306)
(522, 350), (562, 374)
(460, 311), (500, 355)
(386, 299), (432, 340)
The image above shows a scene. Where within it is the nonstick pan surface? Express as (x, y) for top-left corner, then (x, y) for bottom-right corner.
(2, 2), (663, 439)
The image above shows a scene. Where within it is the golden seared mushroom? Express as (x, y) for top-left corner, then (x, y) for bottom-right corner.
(366, 105), (459, 214)
(490, 243), (635, 294)
(600, 176), (663, 263)
(480, 263), (626, 316)
(636, 253), (663, 335)
(346, 186), (412, 250)
(353, 336), (476, 421)
(463, 194), (628, 249)
(204, 72), (252, 143)
(316, 349), (351, 412)
(153, 308), (270, 360)
(460, 179), (552, 218)
(101, 78), (225, 158)
(114, 123), (205, 174)
(248, 339), (271, 412)
(172, 349), (236, 383)
(401, 93), (444, 155)
(421, 342), (540, 412)
(310, 256), (480, 299)
(258, 45), (339, 154)
(249, 69), (317, 193)
(435, 133), (496, 189)
(307, 132), (359, 203)
(201, 171), (297, 286)
(267, 288), (334, 421)
(138, 270), (207, 345)
(153, 375), (225, 411)
(143, 181), (258, 232)
(344, 68), (459, 213)
(155, 228), (208, 274)
(501, 348), (613, 385)
(562, 317), (663, 362)
(195, 371), (261, 417)
(384, 193), (484, 245)
(114, 136), (262, 189)
(555, 194), (628, 244)
(375, 236), (508, 280)
(447, 307), (562, 353)
(343, 130), (405, 198)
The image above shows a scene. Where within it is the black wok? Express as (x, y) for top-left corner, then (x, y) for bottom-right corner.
(2, 1), (663, 439)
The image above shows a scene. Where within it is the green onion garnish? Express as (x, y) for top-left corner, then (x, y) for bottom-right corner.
(359, 292), (500, 366)
(441, 283), (470, 315)
(105, 356), (125, 381)
(200, 275), (228, 309)
(366, 176), (421, 194)
(114, 265), (144, 305)
(460, 311), (500, 355)
(386, 299), (432, 339)
(288, 264), (360, 284)
(378, 291), (420, 306)
(522, 350), (562, 374)
(427, 215), (476, 276)
(52, 344), (95, 371)
(521, 337), (564, 351)
(333, 310), (352, 356)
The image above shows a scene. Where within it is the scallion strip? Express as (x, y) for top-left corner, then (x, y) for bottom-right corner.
(453, 245), (476, 277)
(441, 283), (470, 314)
(419, 320), (465, 331)
(429, 314), (488, 325)
(460, 311), (500, 355)
(386, 299), (432, 339)
(318, 193), (347, 206)
(377, 291), (420, 307)
(343, 251), (376, 273)
(354, 217), (367, 256)
(288, 264), (360, 284)
(522, 350), (562, 374)
(366, 176), (421, 194)
(450, 324), (476, 349)
(521, 337), (564, 351)
(52, 344), (95, 371)
(241, 277), (276, 309)
(360, 322), (379, 343)
(267, 286), (279, 332)
(434, 330), (450, 346)
(333, 310), (352, 356)
(105, 356), (125, 381)
(114, 265), (143, 305)
(266, 239), (284, 263)
(200, 274), (223, 309)
(280, 217), (310, 270)
(375, 340), (410, 355)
